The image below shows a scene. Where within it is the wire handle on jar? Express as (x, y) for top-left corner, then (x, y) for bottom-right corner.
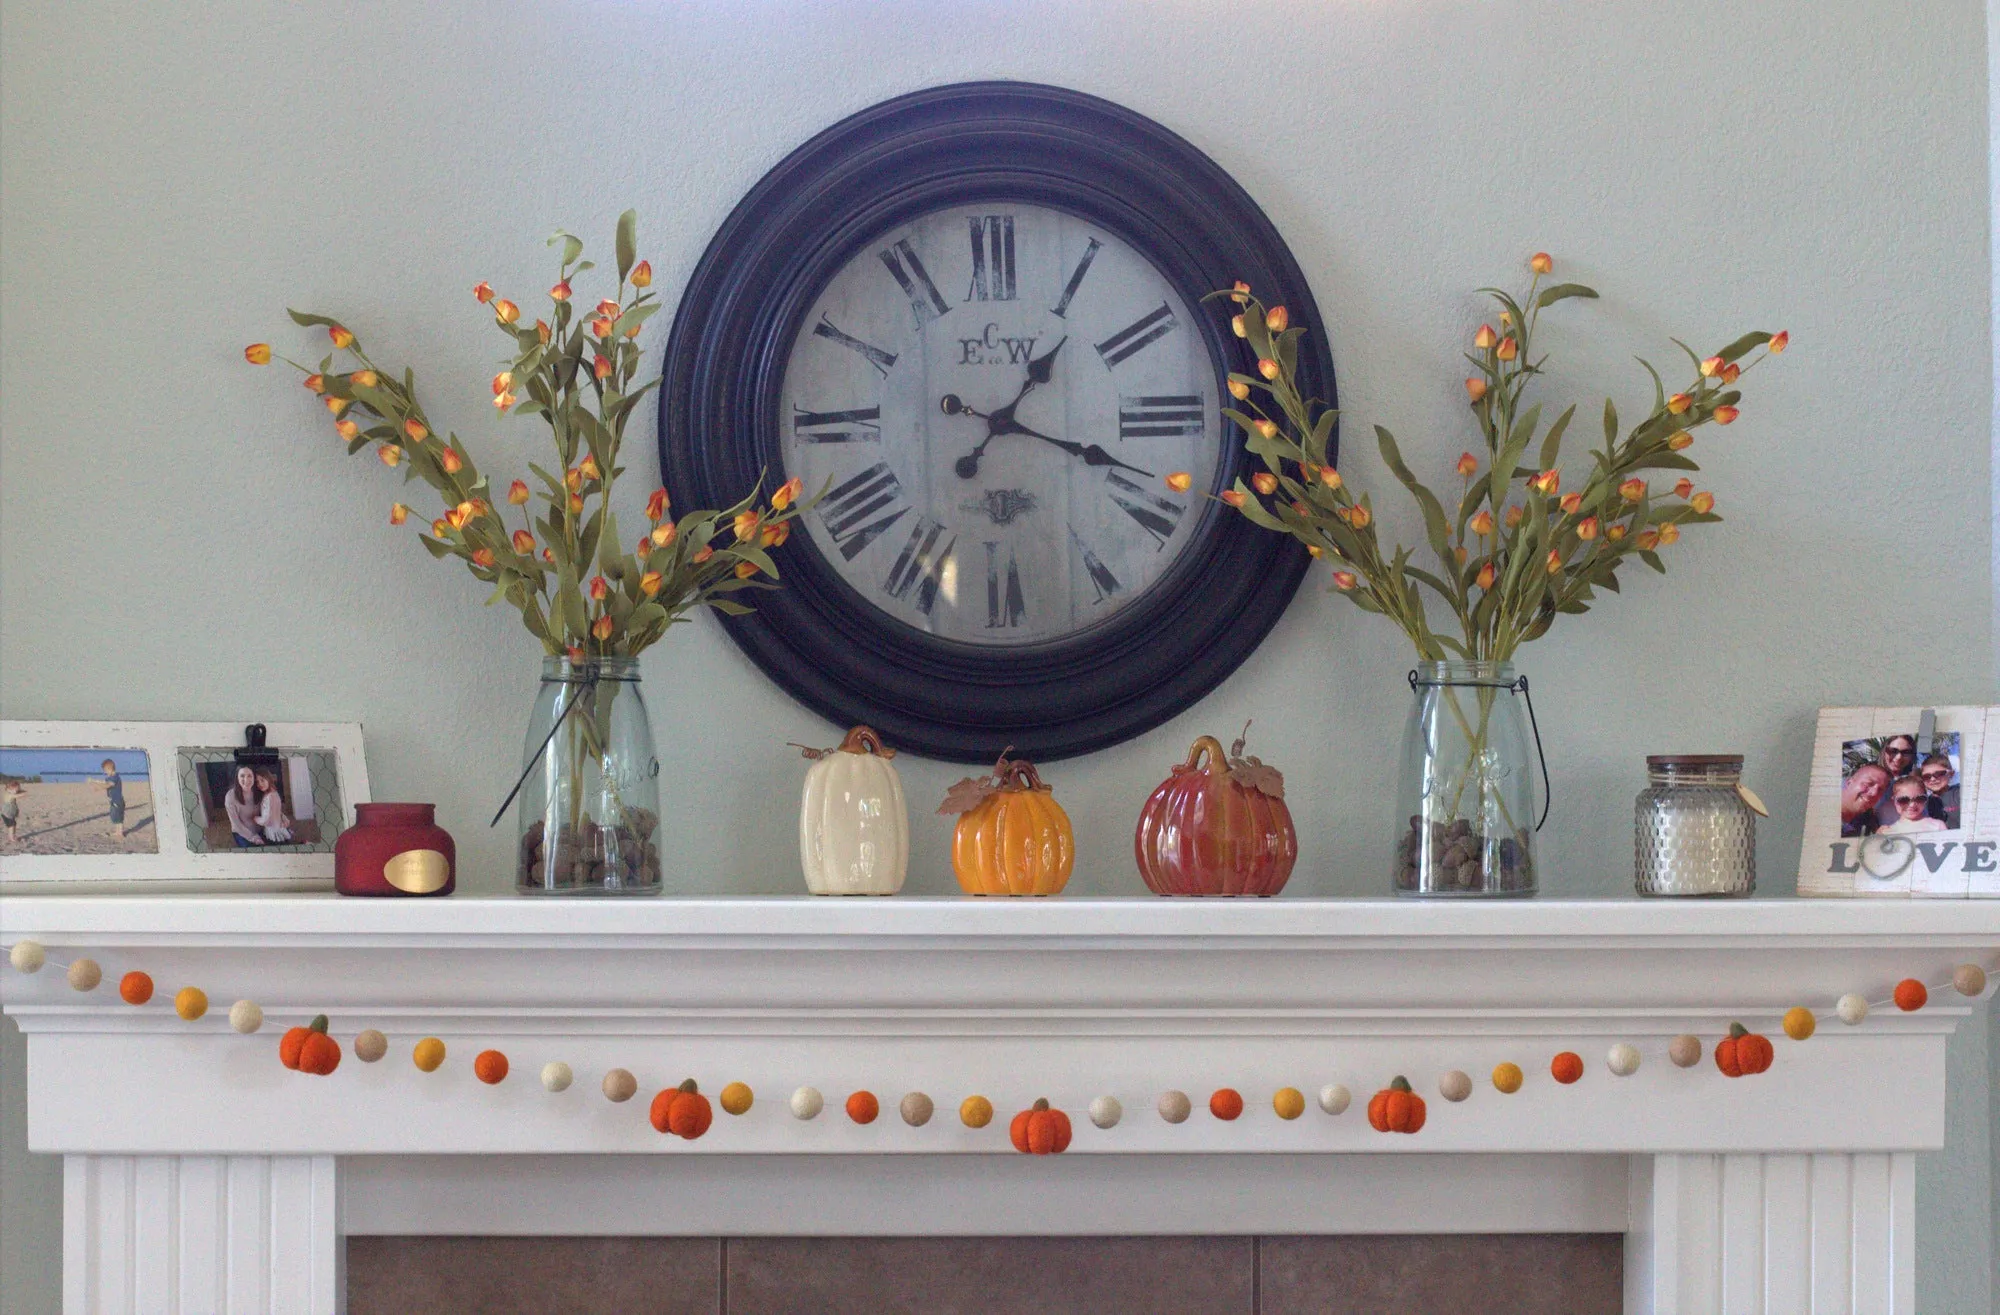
(1406, 669), (1551, 832)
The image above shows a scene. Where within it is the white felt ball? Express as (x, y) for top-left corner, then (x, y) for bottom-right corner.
(1318, 1083), (1352, 1116)
(1837, 993), (1869, 1025)
(9, 941), (46, 973)
(1607, 1044), (1641, 1077)
(1157, 1090), (1192, 1124)
(1953, 964), (1987, 997)
(67, 958), (102, 991)
(541, 1062), (573, 1093)
(229, 1000), (263, 1034)
(791, 1086), (824, 1120)
(900, 1092), (934, 1127)
(353, 1029), (388, 1063)
(1438, 1070), (1473, 1102)
(1089, 1096), (1122, 1129)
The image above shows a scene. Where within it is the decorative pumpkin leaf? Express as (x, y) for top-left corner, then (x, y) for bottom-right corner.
(937, 774), (1002, 815)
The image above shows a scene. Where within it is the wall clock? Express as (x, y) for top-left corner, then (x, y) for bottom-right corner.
(661, 82), (1334, 762)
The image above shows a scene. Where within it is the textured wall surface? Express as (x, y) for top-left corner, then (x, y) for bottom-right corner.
(1, 3), (1993, 1312)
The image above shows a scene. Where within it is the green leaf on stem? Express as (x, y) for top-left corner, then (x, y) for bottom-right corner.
(1535, 282), (1599, 309)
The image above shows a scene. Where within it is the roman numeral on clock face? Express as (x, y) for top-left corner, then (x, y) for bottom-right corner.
(1095, 302), (1178, 368)
(818, 461), (909, 560)
(812, 315), (898, 378)
(1105, 469), (1185, 549)
(966, 216), (1017, 302)
(879, 238), (951, 328)
(983, 541), (1026, 628)
(1068, 527), (1123, 605)
(883, 518), (956, 615)
(1118, 395), (1204, 440)
(1049, 237), (1102, 319)
(792, 405), (881, 443)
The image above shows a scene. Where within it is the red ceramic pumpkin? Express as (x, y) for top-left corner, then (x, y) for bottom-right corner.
(1134, 732), (1296, 896)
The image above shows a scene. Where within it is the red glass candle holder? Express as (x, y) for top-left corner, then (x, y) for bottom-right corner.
(335, 803), (455, 897)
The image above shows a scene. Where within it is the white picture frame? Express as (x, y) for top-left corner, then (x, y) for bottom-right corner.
(0, 721), (368, 891)
(1797, 705), (2000, 898)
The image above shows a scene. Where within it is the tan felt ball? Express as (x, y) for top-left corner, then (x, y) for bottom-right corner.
(1438, 1070), (1473, 1102)
(1158, 1090), (1192, 1124)
(353, 1029), (388, 1063)
(1954, 964), (1988, 997)
(1669, 1035), (1703, 1068)
(601, 1068), (638, 1102)
(68, 958), (102, 991)
(899, 1092), (934, 1127)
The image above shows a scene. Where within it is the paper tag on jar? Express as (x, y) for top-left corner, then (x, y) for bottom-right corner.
(1735, 783), (1769, 817)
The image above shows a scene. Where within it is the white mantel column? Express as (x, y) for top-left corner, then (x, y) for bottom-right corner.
(1626, 1152), (1916, 1315)
(63, 1154), (340, 1315)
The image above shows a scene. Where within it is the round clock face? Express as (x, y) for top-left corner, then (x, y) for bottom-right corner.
(778, 203), (1221, 646)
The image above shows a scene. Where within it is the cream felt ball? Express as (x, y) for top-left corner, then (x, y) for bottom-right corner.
(541, 1062), (574, 1093)
(1607, 1044), (1641, 1077)
(229, 1000), (263, 1034)
(9, 941), (45, 973)
(1157, 1090), (1192, 1124)
(1837, 994), (1869, 1025)
(790, 1086), (824, 1120)
(1089, 1095), (1122, 1129)
(1318, 1083), (1351, 1115)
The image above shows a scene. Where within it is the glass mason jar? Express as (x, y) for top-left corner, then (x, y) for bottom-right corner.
(1393, 661), (1537, 897)
(1634, 754), (1756, 896)
(516, 657), (662, 895)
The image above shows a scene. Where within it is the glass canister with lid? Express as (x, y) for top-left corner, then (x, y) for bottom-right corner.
(1635, 754), (1764, 896)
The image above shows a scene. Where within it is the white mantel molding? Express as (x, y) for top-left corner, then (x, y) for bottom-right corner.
(3, 894), (1995, 1314)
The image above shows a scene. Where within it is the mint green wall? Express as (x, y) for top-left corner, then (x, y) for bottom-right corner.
(2, 3), (1992, 1312)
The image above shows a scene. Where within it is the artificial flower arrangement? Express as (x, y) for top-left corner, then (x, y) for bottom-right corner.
(246, 210), (806, 660)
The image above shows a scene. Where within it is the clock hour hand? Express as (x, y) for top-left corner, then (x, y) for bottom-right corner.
(1024, 336), (1066, 387)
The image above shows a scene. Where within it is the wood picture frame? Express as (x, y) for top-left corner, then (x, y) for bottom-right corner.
(0, 721), (368, 891)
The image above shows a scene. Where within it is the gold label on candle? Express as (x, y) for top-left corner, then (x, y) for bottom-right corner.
(383, 848), (450, 894)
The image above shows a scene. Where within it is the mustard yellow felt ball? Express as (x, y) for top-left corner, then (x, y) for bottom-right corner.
(720, 1082), (754, 1116)
(1782, 1007), (1816, 1041)
(1492, 1062), (1524, 1094)
(412, 1037), (446, 1073)
(959, 1095), (993, 1129)
(174, 987), (208, 1021)
(1273, 1087), (1306, 1120)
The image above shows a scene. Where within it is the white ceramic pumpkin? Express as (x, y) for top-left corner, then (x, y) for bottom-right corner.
(799, 726), (908, 895)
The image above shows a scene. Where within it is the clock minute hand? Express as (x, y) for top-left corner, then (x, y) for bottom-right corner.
(995, 418), (1155, 479)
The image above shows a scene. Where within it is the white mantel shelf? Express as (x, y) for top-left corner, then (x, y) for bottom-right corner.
(5, 893), (1997, 1314)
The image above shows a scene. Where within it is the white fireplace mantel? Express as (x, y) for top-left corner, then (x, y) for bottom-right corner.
(4, 893), (1996, 1314)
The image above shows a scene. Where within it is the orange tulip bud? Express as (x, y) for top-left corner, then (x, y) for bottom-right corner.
(647, 488), (670, 520)
(1496, 336), (1518, 362)
(564, 467), (582, 494)
(1636, 528), (1660, 550)
(542, 548), (555, 563)
(1230, 314), (1247, 338)
(593, 353), (612, 380)
(304, 373), (325, 393)
(624, 323), (641, 339)
(494, 299), (520, 325)
(1456, 452), (1478, 477)
(588, 576), (608, 601)
(377, 444), (401, 468)
(592, 614), (615, 641)
(1475, 562), (1497, 589)
(486, 371), (509, 396)
(733, 509), (761, 541)
(1252, 472), (1278, 495)
(549, 281), (571, 302)
(1165, 471), (1193, 493)
(1332, 571), (1358, 591)
(1319, 467), (1343, 491)
(638, 570), (663, 597)
(432, 518), (450, 537)
(595, 299), (620, 319)
(761, 521), (791, 548)
(1228, 378), (1251, 400)
(1667, 393), (1691, 414)
(1690, 492), (1714, 514)
(1307, 544), (1324, 558)
(335, 419), (359, 440)
(1667, 431), (1693, 451)
(535, 319), (551, 344)
(449, 502), (473, 528)
(512, 529), (535, 554)
(1473, 325), (1497, 350)
(1559, 492), (1583, 514)
(1531, 469), (1560, 495)
(1713, 405), (1739, 425)
(474, 281), (495, 303)
(1231, 279), (1252, 301)
(735, 560), (759, 579)
(244, 343), (271, 365)
(1700, 355), (1724, 377)
(1465, 377), (1488, 402)
(1453, 545), (1468, 565)
(1577, 515), (1599, 540)
(440, 448), (464, 474)
(504, 480), (530, 506)
(652, 522), (677, 547)
(389, 503), (409, 525)
(1265, 305), (1289, 332)
(1619, 478), (1647, 501)
(630, 260), (652, 288)
(329, 325), (354, 349)
(325, 395), (350, 417)
(592, 317), (615, 338)
(403, 417), (428, 442)
(693, 546), (714, 564)
(1768, 330), (1788, 353)
(471, 548), (495, 568)
(1657, 522), (1680, 545)
(1673, 478), (1694, 498)
(1504, 504), (1524, 528)
(1348, 504), (1372, 530)
(1530, 252), (1553, 274)
(579, 455), (601, 481)
(1499, 309), (1513, 325)
(1220, 489), (1247, 508)
(568, 493), (584, 513)
(1606, 523), (1626, 542)
(1254, 419), (1279, 440)
(774, 476), (803, 510)
(1720, 362), (1740, 384)
(1469, 509), (1495, 536)
(565, 644), (585, 661)
(1546, 548), (1563, 574)
(352, 369), (379, 389)
(1256, 357), (1280, 381)
(1291, 499), (1310, 518)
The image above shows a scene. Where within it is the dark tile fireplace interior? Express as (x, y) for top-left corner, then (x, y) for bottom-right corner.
(346, 1234), (1623, 1313)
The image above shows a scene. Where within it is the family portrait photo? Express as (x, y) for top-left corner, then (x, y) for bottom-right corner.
(0, 746), (157, 855)
(184, 749), (337, 852)
(1839, 731), (1963, 837)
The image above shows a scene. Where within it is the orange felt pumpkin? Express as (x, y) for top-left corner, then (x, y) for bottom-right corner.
(1550, 1051), (1584, 1085)
(649, 1079), (713, 1139)
(941, 754), (1074, 896)
(1009, 1098), (1073, 1154)
(279, 1014), (341, 1076)
(1367, 1076), (1426, 1134)
(1893, 978), (1928, 1012)
(1714, 1023), (1774, 1077)
(1209, 1088), (1245, 1121)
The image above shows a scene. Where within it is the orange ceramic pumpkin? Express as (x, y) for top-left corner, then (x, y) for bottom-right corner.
(1134, 734), (1296, 896)
(1714, 1023), (1774, 1077)
(1367, 1076), (1426, 1134)
(279, 1014), (342, 1076)
(944, 756), (1073, 896)
(1009, 1098), (1073, 1154)
(650, 1079), (714, 1139)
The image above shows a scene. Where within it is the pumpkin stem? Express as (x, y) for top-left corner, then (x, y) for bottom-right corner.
(838, 725), (893, 757)
(1032, 1097), (1050, 1111)
(1183, 735), (1226, 773)
(1389, 1075), (1411, 1093)
(678, 1078), (698, 1093)
(308, 1014), (329, 1034)
(1003, 758), (1048, 793)
(1728, 1022), (1748, 1039)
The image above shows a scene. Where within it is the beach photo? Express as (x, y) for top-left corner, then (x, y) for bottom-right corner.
(182, 748), (340, 853)
(0, 746), (158, 854)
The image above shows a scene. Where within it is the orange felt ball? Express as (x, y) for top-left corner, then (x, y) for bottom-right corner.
(846, 1090), (880, 1124)
(1550, 1052), (1584, 1085)
(1893, 979), (1928, 1012)
(118, 971), (153, 1005)
(473, 1050), (509, 1084)
(1209, 1088), (1245, 1121)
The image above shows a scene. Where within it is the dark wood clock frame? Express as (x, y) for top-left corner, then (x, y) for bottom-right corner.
(660, 81), (1335, 762)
